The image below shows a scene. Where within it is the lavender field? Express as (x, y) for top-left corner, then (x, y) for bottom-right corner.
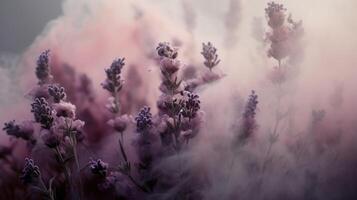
(1, 0), (357, 200)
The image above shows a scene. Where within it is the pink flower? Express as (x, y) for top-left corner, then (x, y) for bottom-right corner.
(52, 116), (85, 137)
(107, 114), (131, 133)
(26, 84), (50, 100)
(160, 57), (180, 75)
(53, 102), (76, 119)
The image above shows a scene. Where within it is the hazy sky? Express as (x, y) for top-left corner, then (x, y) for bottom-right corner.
(0, 0), (62, 53)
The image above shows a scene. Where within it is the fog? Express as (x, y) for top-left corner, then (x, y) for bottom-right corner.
(1, 0), (357, 199)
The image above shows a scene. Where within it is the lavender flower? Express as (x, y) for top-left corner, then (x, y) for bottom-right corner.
(3, 120), (34, 141)
(36, 50), (52, 84)
(243, 90), (258, 119)
(89, 158), (109, 177)
(48, 84), (66, 103)
(53, 101), (76, 119)
(237, 90), (259, 144)
(156, 42), (178, 59)
(101, 58), (125, 94)
(265, 2), (286, 28)
(160, 57), (180, 75)
(107, 114), (131, 133)
(135, 106), (153, 132)
(31, 97), (54, 129)
(20, 158), (41, 184)
(201, 42), (220, 70)
(181, 91), (201, 120)
(52, 117), (85, 138)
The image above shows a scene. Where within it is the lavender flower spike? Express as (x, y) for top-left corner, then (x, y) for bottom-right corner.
(20, 158), (41, 184)
(181, 91), (201, 120)
(101, 58), (125, 94)
(243, 90), (258, 119)
(31, 97), (54, 129)
(135, 106), (153, 132)
(36, 50), (52, 84)
(89, 158), (109, 177)
(237, 90), (259, 144)
(201, 42), (220, 70)
(3, 120), (34, 141)
(48, 84), (66, 103)
(156, 42), (178, 59)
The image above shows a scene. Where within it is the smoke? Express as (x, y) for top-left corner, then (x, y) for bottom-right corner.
(1, 0), (357, 199)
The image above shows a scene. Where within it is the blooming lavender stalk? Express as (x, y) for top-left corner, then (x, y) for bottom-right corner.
(156, 42), (178, 59)
(48, 84), (66, 103)
(89, 158), (109, 177)
(157, 42), (182, 95)
(265, 1), (303, 67)
(20, 158), (55, 200)
(36, 50), (52, 85)
(201, 42), (220, 71)
(102, 58), (125, 114)
(135, 106), (153, 133)
(3, 120), (35, 142)
(181, 91), (201, 121)
(31, 97), (54, 129)
(236, 90), (259, 145)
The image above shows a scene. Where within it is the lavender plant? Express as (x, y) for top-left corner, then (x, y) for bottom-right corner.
(235, 90), (259, 145)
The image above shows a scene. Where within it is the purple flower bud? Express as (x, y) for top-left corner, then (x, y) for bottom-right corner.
(36, 50), (52, 84)
(3, 120), (34, 141)
(181, 91), (201, 120)
(160, 57), (180, 75)
(48, 84), (66, 103)
(89, 158), (109, 177)
(135, 106), (153, 132)
(101, 58), (125, 94)
(31, 97), (54, 129)
(20, 158), (41, 184)
(201, 42), (220, 70)
(244, 90), (258, 119)
(107, 114), (131, 133)
(53, 101), (76, 119)
(156, 42), (178, 59)
(237, 90), (259, 144)
(265, 2), (286, 28)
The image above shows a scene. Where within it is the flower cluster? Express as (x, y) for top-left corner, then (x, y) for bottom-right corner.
(243, 90), (258, 119)
(181, 91), (201, 120)
(48, 84), (67, 103)
(20, 158), (41, 184)
(265, 2), (286, 29)
(156, 42), (183, 96)
(102, 58), (125, 94)
(265, 1), (303, 64)
(89, 158), (109, 177)
(201, 42), (220, 71)
(102, 58), (125, 114)
(135, 106), (153, 133)
(3, 120), (35, 143)
(184, 42), (223, 92)
(156, 42), (178, 59)
(35, 50), (52, 85)
(31, 97), (54, 129)
(237, 90), (259, 144)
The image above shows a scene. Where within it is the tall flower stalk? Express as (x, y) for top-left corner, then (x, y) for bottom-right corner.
(20, 158), (55, 200)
